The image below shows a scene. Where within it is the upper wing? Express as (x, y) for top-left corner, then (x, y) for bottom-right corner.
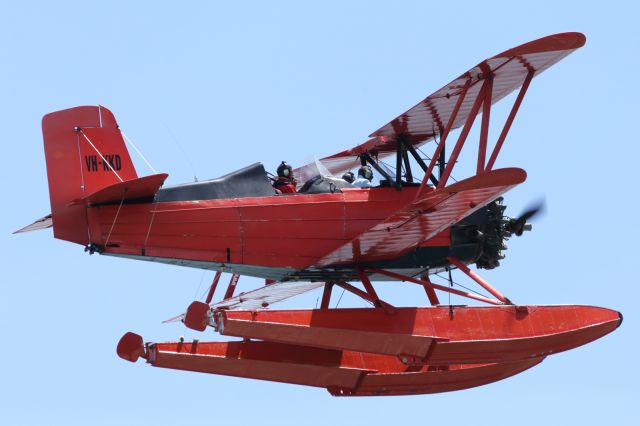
(315, 168), (526, 267)
(295, 32), (585, 180)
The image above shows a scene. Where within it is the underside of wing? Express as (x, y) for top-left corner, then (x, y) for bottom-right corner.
(211, 281), (325, 310)
(163, 281), (325, 324)
(295, 32), (585, 180)
(315, 168), (526, 267)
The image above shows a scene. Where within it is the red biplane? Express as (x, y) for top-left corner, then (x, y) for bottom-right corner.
(19, 32), (621, 396)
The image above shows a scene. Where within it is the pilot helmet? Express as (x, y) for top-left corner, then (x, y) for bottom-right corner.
(342, 171), (355, 183)
(277, 161), (293, 179)
(358, 165), (373, 181)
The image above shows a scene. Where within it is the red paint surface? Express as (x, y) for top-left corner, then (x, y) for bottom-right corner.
(219, 305), (621, 364)
(102, 33), (622, 395)
(299, 33), (586, 181)
(144, 338), (544, 396)
(92, 167), (521, 269)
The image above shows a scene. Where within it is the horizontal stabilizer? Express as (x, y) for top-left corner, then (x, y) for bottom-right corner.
(13, 214), (53, 234)
(70, 173), (168, 206)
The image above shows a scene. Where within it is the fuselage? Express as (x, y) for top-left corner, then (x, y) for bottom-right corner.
(88, 185), (473, 282)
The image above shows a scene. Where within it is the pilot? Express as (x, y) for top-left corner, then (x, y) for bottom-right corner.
(341, 171), (355, 184)
(273, 161), (297, 194)
(353, 165), (373, 188)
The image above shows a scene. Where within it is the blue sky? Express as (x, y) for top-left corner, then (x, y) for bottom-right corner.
(2, 1), (638, 425)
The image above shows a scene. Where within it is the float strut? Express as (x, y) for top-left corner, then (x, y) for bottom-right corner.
(320, 282), (334, 309)
(334, 281), (394, 309)
(367, 268), (502, 305)
(446, 257), (512, 304)
(223, 273), (240, 300)
(205, 271), (222, 304)
(357, 268), (383, 308)
(421, 274), (440, 306)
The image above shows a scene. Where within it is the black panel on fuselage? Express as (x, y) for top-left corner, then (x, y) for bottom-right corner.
(156, 162), (276, 202)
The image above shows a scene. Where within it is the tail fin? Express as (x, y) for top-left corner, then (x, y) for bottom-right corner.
(42, 105), (138, 244)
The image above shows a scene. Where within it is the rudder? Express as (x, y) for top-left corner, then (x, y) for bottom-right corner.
(42, 105), (138, 245)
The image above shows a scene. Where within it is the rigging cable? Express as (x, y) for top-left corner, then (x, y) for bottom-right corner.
(193, 269), (208, 300)
(434, 272), (491, 299)
(417, 142), (458, 183)
(104, 192), (126, 247)
(121, 131), (158, 174)
(334, 287), (346, 308)
(79, 130), (123, 182)
(447, 268), (451, 305)
(162, 121), (199, 182)
(142, 196), (158, 255)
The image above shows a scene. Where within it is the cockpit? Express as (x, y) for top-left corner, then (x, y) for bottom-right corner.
(155, 162), (358, 202)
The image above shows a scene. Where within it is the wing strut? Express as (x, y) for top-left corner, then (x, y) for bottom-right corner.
(420, 274), (440, 306)
(402, 137), (437, 185)
(438, 78), (491, 188)
(358, 268), (384, 308)
(425, 70), (534, 190)
(477, 75), (493, 174)
(416, 80), (470, 197)
(334, 281), (394, 309)
(223, 273), (240, 300)
(395, 138), (403, 190)
(320, 282), (334, 309)
(360, 152), (394, 182)
(486, 70), (534, 171)
(296, 33), (585, 192)
(205, 271), (222, 304)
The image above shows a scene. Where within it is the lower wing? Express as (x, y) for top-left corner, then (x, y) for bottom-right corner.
(315, 168), (526, 267)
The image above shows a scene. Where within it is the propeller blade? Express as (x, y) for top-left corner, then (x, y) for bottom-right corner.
(519, 198), (546, 222)
(506, 198), (546, 236)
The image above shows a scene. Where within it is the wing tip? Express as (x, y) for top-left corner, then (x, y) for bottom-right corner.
(494, 32), (586, 59)
(440, 167), (527, 194)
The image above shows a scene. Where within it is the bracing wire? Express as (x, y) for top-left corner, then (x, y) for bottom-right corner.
(434, 272), (491, 299)
(335, 287), (346, 308)
(104, 193), (126, 247)
(121, 131), (158, 174)
(417, 146), (458, 183)
(162, 121), (199, 182)
(447, 268), (451, 305)
(193, 269), (208, 300)
(79, 131), (124, 182)
(142, 199), (158, 251)
(380, 160), (396, 171)
(416, 146), (433, 162)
